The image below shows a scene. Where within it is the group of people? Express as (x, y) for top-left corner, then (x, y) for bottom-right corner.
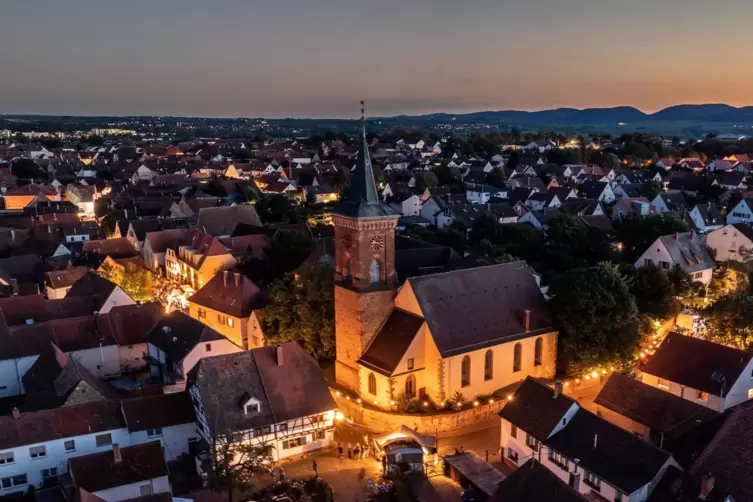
(337, 441), (370, 460)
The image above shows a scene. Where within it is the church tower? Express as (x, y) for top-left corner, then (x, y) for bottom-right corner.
(332, 103), (399, 392)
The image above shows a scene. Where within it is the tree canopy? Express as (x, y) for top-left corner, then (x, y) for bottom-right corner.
(549, 262), (642, 375)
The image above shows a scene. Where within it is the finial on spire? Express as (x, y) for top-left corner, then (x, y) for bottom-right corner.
(360, 100), (365, 124)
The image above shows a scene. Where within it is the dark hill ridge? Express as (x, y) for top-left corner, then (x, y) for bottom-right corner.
(385, 104), (753, 126)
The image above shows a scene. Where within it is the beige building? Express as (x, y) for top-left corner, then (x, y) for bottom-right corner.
(356, 263), (557, 407)
(164, 230), (237, 290)
(188, 270), (266, 350)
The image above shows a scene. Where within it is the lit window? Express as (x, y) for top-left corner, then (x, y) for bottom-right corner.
(696, 390), (708, 401)
(228, 318), (234, 327)
(748, 388), (753, 399)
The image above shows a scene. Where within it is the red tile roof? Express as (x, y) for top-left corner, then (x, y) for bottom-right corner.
(69, 441), (168, 492)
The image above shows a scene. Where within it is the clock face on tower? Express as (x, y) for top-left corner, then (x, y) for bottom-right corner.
(370, 235), (384, 251)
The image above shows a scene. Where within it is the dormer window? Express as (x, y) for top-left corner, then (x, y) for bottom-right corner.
(240, 394), (261, 415)
(245, 403), (260, 414)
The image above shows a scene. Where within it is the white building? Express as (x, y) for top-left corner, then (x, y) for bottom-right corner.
(634, 231), (715, 285)
(188, 343), (337, 467)
(706, 224), (753, 262)
(726, 198), (753, 224)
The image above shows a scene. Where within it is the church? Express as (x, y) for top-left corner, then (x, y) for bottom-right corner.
(332, 111), (558, 408)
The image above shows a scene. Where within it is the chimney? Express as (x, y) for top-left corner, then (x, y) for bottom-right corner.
(593, 433), (598, 449)
(112, 444), (122, 464)
(673, 232), (678, 240)
(11, 407), (20, 420)
(124, 208), (128, 219)
(276, 344), (283, 366)
(699, 474), (715, 500)
(553, 380), (562, 399)
(10, 229), (14, 242)
(223, 270), (228, 287)
(10, 278), (18, 296)
(524, 309), (531, 332)
(234, 272), (240, 287)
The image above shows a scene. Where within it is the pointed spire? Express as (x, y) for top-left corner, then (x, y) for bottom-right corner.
(332, 101), (396, 219)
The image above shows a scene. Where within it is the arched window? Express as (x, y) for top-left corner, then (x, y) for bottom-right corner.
(370, 259), (380, 283)
(484, 350), (494, 381)
(368, 373), (376, 395)
(513, 343), (522, 372)
(405, 375), (416, 398)
(534, 337), (543, 366)
(461, 355), (471, 387)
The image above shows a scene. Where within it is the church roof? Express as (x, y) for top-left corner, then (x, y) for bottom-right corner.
(358, 309), (424, 376)
(407, 261), (554, 357)
(331, 112), (397, 219)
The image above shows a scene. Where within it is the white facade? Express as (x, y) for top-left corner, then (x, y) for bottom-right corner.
(689, 206), (723, 234)
(726, 199), (753, 224)
(92, 475), (170, 502)
(706, 225), (753, 262)
(98, 288), (136, 314)
(129, 423), (198, 461)
(70, 346), (121, 379)
(0, 429), (131, 494)
(634, 238), (714, 286)
(147, 339), (242, 390)
(0, 356), (39, 398)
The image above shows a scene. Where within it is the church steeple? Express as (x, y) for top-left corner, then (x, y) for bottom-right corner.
(332, 101), (396, 219)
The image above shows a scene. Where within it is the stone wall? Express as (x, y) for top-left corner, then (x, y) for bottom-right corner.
(332, 390), (504, 435)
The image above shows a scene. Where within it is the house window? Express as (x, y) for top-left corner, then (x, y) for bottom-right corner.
(282, 436), (308, 449)
(507, 448), (519, 463)
(643, 258), (654, 266)
(228, 318), (234, 327)
(461, 356), (471, 387)
(748, 388), (753, 399)
(548, 449), (569, 470)
(29, 446), (46, 459)
(370, 259), (380, 284)
(526, 434), (539, 452)
(64, 440), (75, 452)
(584, 471), (601, 491)
(41, 468), (58, 479)
(95, 433), (112, 447)
(405, 375), (416, 398)
(205, 343), (212, 352)
(513, 343), (522, 372)
(0, 452), (13, 465)
(510, 424), (517, 439)
(140, 485), (153, 496)
(1, 474), (27, 489)
(534, 337), (543, 366)
(696, 390), (708, 401)
(368, 373), (377, 395)
(657, 378), (669, 390)
(484, 350), (493, 381)
(315, 430), (326, 440)
(407, 358), (414, 370)
(244, 403), (260, 414)
(147, 428), (163, 437)
(615, 490), (624, 502)
(693, 271), (704, 280)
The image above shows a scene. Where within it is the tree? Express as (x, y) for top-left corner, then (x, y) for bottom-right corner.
(614, 213), (688, 262)
(11, 158), (44, 180)
(417, 171), (438, 193)
(120, 263), (154, 301)
(668, 264), (694, 298)
(212, 432), (274, 502)
(544, 214), (615, 274)
(262, 264), (335, 360)
(206, 177), (228, 197)
(485, 168), (506, 188)
(640, 181), (663, 201)
(254, 194), (308, 224)
(700, 293), (753, 351)
(602, 152), (621, 170)
(629, 265), (679, 319)
(549, 262), (642, 375)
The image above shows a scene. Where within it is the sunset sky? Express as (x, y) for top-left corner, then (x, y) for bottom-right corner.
(2, 0), (752, 118)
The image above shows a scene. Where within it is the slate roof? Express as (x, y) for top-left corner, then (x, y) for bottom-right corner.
(69, 441), (167, 492)
(196, 205), (262, 236)
(641, 332), (752, 397)
(147, 311), (227, 363)
(188, 271), (263, 318)
(407, 261), (554, 357)
(547, 408), (672, 494)
(358, 309), (425, 376)
(491, 459), (587, 502)
(499, 377), (576, 441)
(122, 392), (196, 432)
(595, 373), (719, 440)
(730, 223), (753, 242)
(332, 119), (397, 219)
(189, 342), (335, 435)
